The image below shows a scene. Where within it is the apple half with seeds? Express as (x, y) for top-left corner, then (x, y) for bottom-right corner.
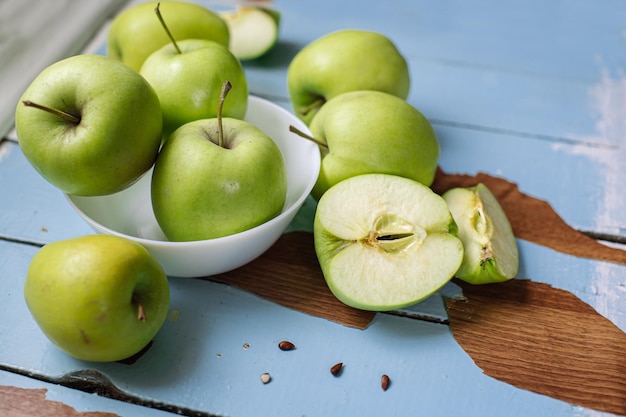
(219, 6), (280, 60)
(313, 173), (464, 311)
(442, 183), (519, 284)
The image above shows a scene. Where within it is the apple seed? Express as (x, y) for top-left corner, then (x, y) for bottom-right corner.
(278, 340), (296, 351)
(381, 374), (390, 391)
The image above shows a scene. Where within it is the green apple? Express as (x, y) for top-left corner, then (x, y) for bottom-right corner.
(107, 1), (229, 71)
(442, 183), (519, 284)
(292, 90), (439, 200)
(24, 235), (170, 362)
(287, 29), (410, 125)
(314, 173), (463, 311)
(219, 6), (281, 61)
(15, 54), (162, 196)
(139, 5), (248, 138)
(151, 82), (287, 241)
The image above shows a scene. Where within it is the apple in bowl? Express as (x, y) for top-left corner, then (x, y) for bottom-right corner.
(66, 96), (320, 278)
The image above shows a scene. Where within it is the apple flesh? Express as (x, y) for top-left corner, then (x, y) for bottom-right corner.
(287, 29), (410, 125)
(151, 116), (287, 241)
(24, 235), (170, 362)
(140, 38), (248, 138)
(314, 173), (464, 311)
(219, 6), (281, 61)
(107, 1), (229, 71)
(302, 90), (439, 200)
(15, 54), (163, 196)
(443, 183), (519, 284)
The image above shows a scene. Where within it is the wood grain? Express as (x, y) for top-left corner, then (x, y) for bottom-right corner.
(431, 168), (626, 264)
(209, 231), (377, 329)
(0, 385), (119, 417)
(446, 278), (626, 416)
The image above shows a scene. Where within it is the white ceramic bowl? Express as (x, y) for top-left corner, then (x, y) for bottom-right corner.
(66, 96), (320, 278)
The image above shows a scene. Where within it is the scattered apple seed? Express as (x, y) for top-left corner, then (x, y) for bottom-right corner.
(381, 374), (390, 391)
(278, 340), (296, 351)
(330, 362), (343, 377)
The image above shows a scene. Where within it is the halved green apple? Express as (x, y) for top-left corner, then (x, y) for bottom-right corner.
(313, 173), (464, 311)
(219, 6), (280, 61)
(442, 183), (519, 284)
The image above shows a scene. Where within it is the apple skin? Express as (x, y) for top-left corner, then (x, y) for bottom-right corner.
(151, 117), (287, 241)
(24, 235), (170, 362)
(307, 90), (439, 200)
(15, 54), (163, 196)
(287, 29), (410, 125)
(140, 39), (248, 138)
(314, 173), (463, 311)
(107, 1), (229, 71)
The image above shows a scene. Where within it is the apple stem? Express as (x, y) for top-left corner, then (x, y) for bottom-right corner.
(217, 80), (232, 148)
(22, 100), (80, 124)
(288, 125), (328, 150)
(154, 2), (182, 54)
(299, 97), (325, 117)
(132, 294), (147, 322)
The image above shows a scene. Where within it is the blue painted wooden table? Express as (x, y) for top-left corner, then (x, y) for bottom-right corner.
(2, 0), (626, 416)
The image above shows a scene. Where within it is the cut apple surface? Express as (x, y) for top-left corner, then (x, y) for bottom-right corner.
(220, 6), (280, 60)
(313, 173), (464, 311)
(443, 183), (519, 284)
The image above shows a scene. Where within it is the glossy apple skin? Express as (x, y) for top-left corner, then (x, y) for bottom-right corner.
(308, 90), (439, 200)
(287, 29), (410, 125)
(107, 1), (229, 71)
(151, 117), (287, 241)
(140, 39), (248, 138)
(15, 54), (163, 196)
(24, 235), (170, 362)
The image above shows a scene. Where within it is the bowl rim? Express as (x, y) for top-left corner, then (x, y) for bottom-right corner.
(65, 95), (320, 248)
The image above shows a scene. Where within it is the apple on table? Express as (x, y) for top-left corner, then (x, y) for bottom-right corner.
(290, 90), (440, 200)
(219, 6), (281, 61)
(287, 29), (411, 125)
(443, 183), (519, 284)
(24, 235), (171, 362)
(314, 173), (464, 311)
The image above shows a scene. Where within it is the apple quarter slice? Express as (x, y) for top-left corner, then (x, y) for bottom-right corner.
(220, 6), (280, 61)
(313, 173), (464, 311)
(442, 183), (519, 284)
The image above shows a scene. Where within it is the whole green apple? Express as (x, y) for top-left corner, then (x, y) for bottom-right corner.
(219, 6), (281, 61)
(314, 173), (463, 311)
(287, 29), (410, 125)
(140, 38), (248, 138)
(15, 54), (163, 196)
(107, 1), (229, 71)
(296, 90), (439, 200)
(24, 235), (170, 362)
(443, 183), (519, 284)
(151, 100), (287, 241)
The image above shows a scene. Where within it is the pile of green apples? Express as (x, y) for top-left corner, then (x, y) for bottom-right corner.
(13, 0), (520, 362)
(283, 28), (520, 311)
(15, 1), (288, 362)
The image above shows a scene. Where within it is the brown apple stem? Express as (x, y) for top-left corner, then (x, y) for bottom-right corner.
(299, 97), (325, 117)
(132, 293), (147, 322)
(288, 125), (328, 150)
(217, 80), (232, 148)
(22, 100), (80, 124)
(154, 2), (181, 54)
